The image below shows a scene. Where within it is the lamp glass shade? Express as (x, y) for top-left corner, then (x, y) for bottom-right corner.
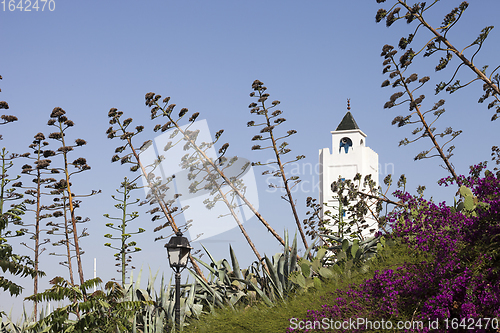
(178, 247), (190, 267)
(167, 247), (181, 267)
(165, 232), (192, 269)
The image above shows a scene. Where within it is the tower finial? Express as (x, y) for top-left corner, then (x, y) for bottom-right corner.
(347, 99), (351, 111)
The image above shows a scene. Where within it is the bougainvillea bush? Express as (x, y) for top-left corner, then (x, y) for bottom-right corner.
(288, 165), (500, 332)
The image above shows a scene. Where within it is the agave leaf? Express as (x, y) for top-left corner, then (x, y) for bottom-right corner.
(166, 274), (174, 317)
(186, 280), (197, 316)
(272, 253), (281, 269)
(193, 256), (218, 277)
(264, 256), (283, 299)
(233, 278), (274, 307)
(359, 236), (379, 247)
(289, 233), (298, 274)
(277, 254), (286, 293)
(187, 268), (224, 308)
(201, 244), (218, 266)
(155, 310), (164, 332)
(136, 288), (151, 302)
(159, 274), (166, 309)
(135, 267), (144, 291)
(229, 245), (243, 280)
(134, 314), (142, 333)
(283, 231), (290, 290)
(354, 248), (362, 262)
(320, 234), (343, 243)
(147, 267), (159, 295)
(231, 280), (243, 290)
(190, 304), (203, 318)
(229, 290), (246, 306)
(221, 259), (232, 284)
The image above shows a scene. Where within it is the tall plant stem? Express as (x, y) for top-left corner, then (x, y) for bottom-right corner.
(157, 106), (286, 247)
(59, 124), (85, 286)
(62, 196), (75, 286)
(33, 154), (41, 319)
(125, 138), (207, 282)
(120, 187), (127, 286)
(395, 61), (459, 181)
(0, 148), (8, 216)
(257, 91), (309, 254)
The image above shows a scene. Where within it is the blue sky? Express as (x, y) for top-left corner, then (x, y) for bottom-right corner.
(1, 0), (499, 318)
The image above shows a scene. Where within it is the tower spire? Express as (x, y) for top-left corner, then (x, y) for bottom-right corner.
(347, 99), (351, 111)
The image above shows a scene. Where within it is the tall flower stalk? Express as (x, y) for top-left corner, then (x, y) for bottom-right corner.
(14, 133), (55, 318)
(178, 127), (269, 270)
(103, 177), (145, 286)
(145, 92), (286, 248)
(47, 107), (97, 286)
(106, 108), (207, 281)
(247, 80), (309, 251)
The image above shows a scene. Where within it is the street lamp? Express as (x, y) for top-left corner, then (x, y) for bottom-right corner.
(165, 231), (192, 331)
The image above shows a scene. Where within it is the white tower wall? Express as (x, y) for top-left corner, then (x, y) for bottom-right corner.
(319, 112), (379, 240)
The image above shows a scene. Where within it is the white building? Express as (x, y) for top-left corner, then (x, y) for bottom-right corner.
(318, 107), (379, 240)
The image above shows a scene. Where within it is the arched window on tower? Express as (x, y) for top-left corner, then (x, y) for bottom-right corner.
(339, 137), (352, 153)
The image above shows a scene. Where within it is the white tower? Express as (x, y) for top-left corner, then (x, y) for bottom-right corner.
(318, 104), (379, 240)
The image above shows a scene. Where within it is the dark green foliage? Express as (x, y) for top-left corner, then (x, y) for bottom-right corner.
(103, 177), (145, 286)
(0, 92), (42, 297)
(26, 277), (145, 332)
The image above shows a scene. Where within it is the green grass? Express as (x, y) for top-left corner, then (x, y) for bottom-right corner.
(183, 239), (423, 333)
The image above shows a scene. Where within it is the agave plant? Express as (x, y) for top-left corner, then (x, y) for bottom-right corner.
(325, 234), (391, 277)
(187, 230), (319, 311)
(124, 268), (202, 332)
(0, 304), (49, 333)
(288, 234), (391, 291)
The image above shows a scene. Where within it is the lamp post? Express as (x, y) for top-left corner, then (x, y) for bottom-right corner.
(165, 231), (192, 331)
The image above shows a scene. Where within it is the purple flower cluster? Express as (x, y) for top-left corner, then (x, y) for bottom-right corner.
(288, 166), (500, 332)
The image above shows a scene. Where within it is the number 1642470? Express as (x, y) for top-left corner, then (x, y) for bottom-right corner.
(2, 0), (55, 11)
